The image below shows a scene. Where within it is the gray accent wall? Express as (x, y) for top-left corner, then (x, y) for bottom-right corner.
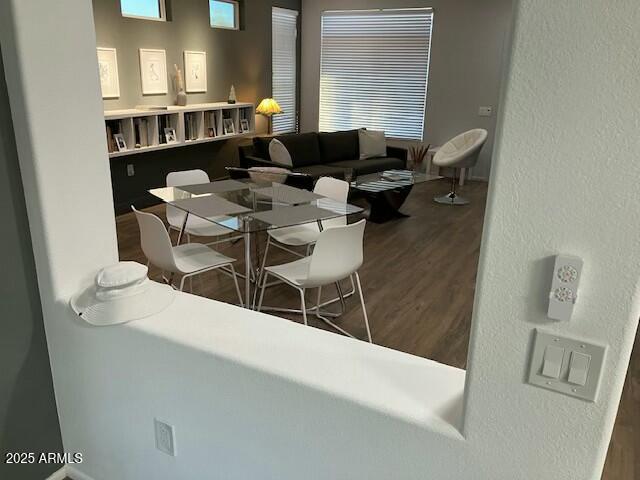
(0, 46), (64, 479)
(300, 0), (514, 180)
(93, 0), (301, 213)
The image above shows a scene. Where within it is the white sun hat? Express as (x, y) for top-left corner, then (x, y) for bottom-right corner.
(70, 261), (175, 326)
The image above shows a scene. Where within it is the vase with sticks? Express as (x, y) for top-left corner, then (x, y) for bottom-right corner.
(409, 143), (431, 173)
(174, 64), (187, 106)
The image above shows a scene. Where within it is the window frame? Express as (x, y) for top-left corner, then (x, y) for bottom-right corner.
(120, 0), (167, 22)
(318, 8), (434, 141)
(209, 0), (240, 31)
(271, 6), (299, 134)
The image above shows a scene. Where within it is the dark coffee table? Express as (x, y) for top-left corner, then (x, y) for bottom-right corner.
(351, 170), (442, 223)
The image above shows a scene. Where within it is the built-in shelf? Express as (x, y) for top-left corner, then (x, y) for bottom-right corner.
(104, 102), (256, 158)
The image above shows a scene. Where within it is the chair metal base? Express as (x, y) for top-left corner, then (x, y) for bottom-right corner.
(434, 192), (470, 205)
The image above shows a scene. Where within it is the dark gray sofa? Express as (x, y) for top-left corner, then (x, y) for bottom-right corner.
(238, 130), (407, 189)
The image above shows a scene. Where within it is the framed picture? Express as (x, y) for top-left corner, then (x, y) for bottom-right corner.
(164, 127), (178, 144)
(240, 119), (250, 133)
(184, 51), (207, 93)
(97, 48), (120, 99)
(113, 133), (127, 152)
(223, 118), (235, 135)
(139, 49), (168, 95)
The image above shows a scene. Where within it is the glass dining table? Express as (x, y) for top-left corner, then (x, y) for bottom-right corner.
(149, 179), (363, 308)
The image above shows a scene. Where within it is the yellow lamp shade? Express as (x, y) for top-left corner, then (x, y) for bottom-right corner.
(256, 98), (282, 116)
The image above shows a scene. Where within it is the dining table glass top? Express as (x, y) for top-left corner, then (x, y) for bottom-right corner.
(149, 179), (363, 233)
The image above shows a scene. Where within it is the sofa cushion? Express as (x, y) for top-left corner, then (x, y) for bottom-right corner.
(292, 164), (347, 180)
(317, 130), (360, 163)
(358, 129), (387, 159)
(253, 133), (322, 167)
(252, 136), (272, 160)
(268, 138), (293, 167)
(276, 132), (322, 168)
(328, 157), (405, 177)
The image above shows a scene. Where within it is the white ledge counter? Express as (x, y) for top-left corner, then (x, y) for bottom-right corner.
(128, 292), (466, 437)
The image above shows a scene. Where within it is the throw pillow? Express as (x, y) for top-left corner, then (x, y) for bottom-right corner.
(359, 129), (386, 159)
(268, 138), (293, 167)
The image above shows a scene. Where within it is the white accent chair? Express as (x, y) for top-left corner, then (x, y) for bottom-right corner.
(257, 219), (372, 343)
(433, 129), (488, 205)
(133, 207), (243, 305)
(166, 169), (236, 243)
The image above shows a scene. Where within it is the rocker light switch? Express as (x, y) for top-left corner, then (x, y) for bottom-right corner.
(541, 346), (565, 378)
(528, 329), (606, 402)
(568, 352), (591, 386)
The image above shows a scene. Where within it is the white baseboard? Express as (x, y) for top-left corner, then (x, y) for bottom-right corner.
(45, 465), (96, 480)
(45, 466), (68, 480)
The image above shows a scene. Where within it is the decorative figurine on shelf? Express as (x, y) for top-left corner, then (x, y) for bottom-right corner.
(228, 85), (237, 104)
(174, 64), (187, 106)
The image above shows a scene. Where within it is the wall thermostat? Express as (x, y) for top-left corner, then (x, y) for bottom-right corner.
(548, 255), (583, 321)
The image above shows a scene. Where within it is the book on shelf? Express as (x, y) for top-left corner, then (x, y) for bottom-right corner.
(105, 120), (120, 153)
(134, 118), (149, 148)
(185, 113), (197, 141)
(158, 116), (168, 144)
(204, 111), (217, 137)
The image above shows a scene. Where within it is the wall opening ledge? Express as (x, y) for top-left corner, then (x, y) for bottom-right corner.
(66, 291), (466, 441)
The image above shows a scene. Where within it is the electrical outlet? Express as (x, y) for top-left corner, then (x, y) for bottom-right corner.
(478, 106), (493, 117)
(154, 419), (176, 456)
(127, 164), (135, 177)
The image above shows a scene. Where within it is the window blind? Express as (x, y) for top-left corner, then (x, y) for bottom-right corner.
(319, 9), (433, 140)
(272, 7), (299, 134)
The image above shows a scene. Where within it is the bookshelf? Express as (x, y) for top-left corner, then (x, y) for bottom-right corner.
(104, 102), (256, 158)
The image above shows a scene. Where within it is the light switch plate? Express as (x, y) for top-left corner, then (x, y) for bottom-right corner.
(154, 419), (176, 456)
(528, 329), (606, 402)
(478, 106), (493, 117)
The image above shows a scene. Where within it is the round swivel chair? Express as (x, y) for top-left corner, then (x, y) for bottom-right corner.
(433, 129), (488, 205)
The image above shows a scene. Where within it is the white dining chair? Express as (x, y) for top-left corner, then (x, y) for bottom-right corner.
(255, 176), (354, 307)
(261, 176), (350, 260)
(257, 219), (371, 343)
(132, 207), (244, 305)
(166, 169), (238, 244)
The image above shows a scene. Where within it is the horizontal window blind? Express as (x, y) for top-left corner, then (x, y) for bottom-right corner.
(272, 7), (299, 134)
(319, 9), (433, 140)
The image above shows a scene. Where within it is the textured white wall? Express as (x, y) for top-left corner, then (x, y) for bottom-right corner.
(1, 0), (639, 479)
(464, 0), (640, 477)
(300, 0), (514, 180)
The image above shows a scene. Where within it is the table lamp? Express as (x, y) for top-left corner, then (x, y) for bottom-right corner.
(256, 98), (282, 134)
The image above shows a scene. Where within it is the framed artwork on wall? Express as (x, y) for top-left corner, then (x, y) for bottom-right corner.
(184, 51), (207, 93)
(139, 48), (168, 95)
(97, 47), (120, 99)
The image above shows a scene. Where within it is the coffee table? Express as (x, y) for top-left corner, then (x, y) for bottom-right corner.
(351, 169), (442, 223)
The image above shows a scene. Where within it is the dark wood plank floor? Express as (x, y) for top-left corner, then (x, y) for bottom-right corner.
(117, 179), (638, 479)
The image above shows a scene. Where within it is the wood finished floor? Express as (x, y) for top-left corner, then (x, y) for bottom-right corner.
(117, 179), (638, 479)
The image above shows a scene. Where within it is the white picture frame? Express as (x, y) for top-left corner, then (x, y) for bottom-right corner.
(139, 48), (168, 95)
(97, 47), (120, 99)
(164, 127), (178, 144)
(240, 118), (250, 133)
(184, 51), (207, 93)
(223, 118), (235, 135)
(113, 133), (127, 152)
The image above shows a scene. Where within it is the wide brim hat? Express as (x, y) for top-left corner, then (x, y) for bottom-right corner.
(70, 261), (174, 326)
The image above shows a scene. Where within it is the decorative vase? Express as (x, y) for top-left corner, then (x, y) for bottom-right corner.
(228, 85), (237, 104)
(176, 89), (187, 106)
(173, 64), (188, 106)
